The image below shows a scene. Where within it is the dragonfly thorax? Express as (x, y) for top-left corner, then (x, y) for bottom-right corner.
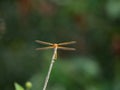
(53, 44), (58, 48)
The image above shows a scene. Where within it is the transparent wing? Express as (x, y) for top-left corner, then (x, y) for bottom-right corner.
(58, 41), (76, 45)
(36, 46), (53, 50)
(58, 46), (76, 51)
(35, 40), (53, 45)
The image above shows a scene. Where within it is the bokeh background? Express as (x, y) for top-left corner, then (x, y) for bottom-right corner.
(0, 0), (120, 90)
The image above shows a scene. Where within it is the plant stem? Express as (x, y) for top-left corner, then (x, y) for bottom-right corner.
(42, 47), (57, 90)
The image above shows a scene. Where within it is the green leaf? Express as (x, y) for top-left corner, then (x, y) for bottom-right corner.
(14, 82), (24, 90)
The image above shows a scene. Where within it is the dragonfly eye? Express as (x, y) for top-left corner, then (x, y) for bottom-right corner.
(53, 44), (58, 48)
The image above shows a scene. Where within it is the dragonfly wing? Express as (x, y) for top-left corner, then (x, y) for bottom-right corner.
(58, 41), (76, 45)
(35, 40), (53, 45)
(36, 46), (53, 50)
(58, 46), (76, 51)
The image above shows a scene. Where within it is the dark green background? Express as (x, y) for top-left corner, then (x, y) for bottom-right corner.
(0, 0), (120, 90)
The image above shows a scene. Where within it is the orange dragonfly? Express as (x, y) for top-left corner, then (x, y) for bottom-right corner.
(35, 40), (76, 51)
(35, 40), (76, 59)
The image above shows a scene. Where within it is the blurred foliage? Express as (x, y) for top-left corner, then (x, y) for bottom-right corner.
(14, 82), (32, 90)
(0, 0), (120, 90)
(14, 83), (24, 90)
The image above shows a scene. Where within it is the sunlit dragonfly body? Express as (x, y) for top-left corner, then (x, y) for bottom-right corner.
(35, 40), (76, 59)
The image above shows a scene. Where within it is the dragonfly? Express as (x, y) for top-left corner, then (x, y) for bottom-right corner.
(35, 40), (76, 50)
(35, 40), (76, 59)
